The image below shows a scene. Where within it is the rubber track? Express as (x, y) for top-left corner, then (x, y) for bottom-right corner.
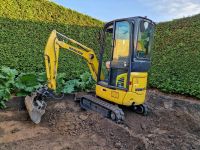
(80, 95), (125, 122)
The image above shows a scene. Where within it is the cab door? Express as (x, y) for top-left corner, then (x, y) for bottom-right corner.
(109, 21), (131, 89)
(96, 20), (131, 104)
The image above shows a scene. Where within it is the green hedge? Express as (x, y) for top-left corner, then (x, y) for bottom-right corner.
(0, 0), (103, 27)
(149, 14), (200, 98)
(0, 17), (102, 80)
(1, 0), (200, 98)
(0, 0), (104, 80)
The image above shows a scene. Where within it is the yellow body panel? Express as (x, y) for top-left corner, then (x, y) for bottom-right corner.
(96, 84), (126, 105)
(96, 72), (148, 106)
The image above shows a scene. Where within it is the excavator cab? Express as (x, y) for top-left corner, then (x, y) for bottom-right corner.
(96, 17), (155, 111)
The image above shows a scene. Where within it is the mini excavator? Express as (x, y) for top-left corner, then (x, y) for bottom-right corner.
(25, 17), (155, 124)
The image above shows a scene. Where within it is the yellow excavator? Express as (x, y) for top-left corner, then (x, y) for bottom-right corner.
(25, 16), (155, 124)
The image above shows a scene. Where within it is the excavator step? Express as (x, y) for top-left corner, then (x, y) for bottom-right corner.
(80, 95), (125, 122)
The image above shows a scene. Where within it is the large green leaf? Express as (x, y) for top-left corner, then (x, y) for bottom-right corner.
(37, 72), (47, 84)
(0, 101), (6, 109)
(0, 88), (11, 101)
(1, 66), (18, 78)
(15, 73), (42, 92)
(0, 66), (18, 109)
(63, 83), (75, 94)
(0, 66), (18, 86)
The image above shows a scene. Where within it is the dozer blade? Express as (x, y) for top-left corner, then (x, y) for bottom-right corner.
(25, 93), (47, 124)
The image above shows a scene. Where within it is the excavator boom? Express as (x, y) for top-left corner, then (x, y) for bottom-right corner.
(44, 30), (103, 90)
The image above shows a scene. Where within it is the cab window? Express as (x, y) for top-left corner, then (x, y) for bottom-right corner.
(113, 21), (130, 64)
(136, 21), (154, 59)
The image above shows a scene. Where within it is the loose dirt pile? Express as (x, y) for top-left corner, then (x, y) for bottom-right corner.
(0, 90), (200, 150)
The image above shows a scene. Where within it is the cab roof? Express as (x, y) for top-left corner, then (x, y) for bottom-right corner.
(104, 16), (155, 29)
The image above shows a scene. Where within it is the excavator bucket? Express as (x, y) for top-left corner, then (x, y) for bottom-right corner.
(25, 93), (47, 124)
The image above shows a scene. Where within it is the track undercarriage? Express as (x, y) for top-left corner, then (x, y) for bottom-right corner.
(80, 95), (125, 122)
(25, 87), (148, 124)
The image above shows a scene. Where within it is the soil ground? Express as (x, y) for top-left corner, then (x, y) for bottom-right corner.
(1, 89), (200, 150)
